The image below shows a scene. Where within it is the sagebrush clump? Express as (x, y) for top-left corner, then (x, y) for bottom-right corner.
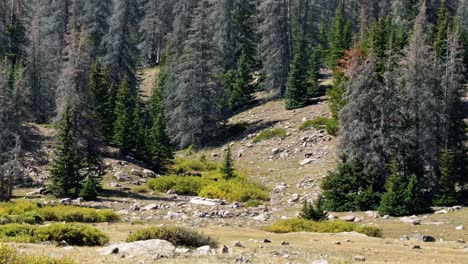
(126, 226), (218, 248)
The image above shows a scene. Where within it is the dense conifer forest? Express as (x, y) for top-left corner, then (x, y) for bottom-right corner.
(0, 0), (466, 216)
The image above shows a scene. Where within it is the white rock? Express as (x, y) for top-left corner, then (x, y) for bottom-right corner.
(98, 239), (175, 257)
(311, 259), (329, 264)
(435, 209), (448, 214)
(456, 225), (464, 230)
(196, 245), (212, 255)
(142, 203), (159, 211)
(300, 158), (315, 166)
(143, 169), (156, 178)
(190, 197), (225, 206)
(339, 215), (356, 222)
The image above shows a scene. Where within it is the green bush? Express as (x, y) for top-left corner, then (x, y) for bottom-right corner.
(147, 176), (211, 196)
(198, 179), (269, 202)
(253, 128), (287, 143)
(0, 244), (76, 264)
(35, 223), (109, 246)
(265, 218), (382, 238)
(0, 223), (109, 246)
(299, 198), (327, 221)
(299, 117), (339, 136)
(126, 226), (217, 248)
(171, 158), (218, 174)
(39, 205), (120, 223)
(244, 200), (263, 208)
(321, 158), (382, 212)
(0, 201), (119, 224)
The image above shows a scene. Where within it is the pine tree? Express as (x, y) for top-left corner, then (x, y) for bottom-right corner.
(113, 78), (135, 151)
(79, 176), (98, 201)
(307, 47), (320, 97)
(300, 197), (327, 221)
(229, 48), (253, 111)
(102, 0), (140, 88)
(81, 0), (112, 59)
(285, 38), (309, 110)
(48, 105), (82, 198)
(433, 148), (459, 206)
(378, 160), (409, 216)
(131, 100), (147, 156)
(258, 0), (292, 95)
(89, 62), (111, 140)
(434, 0), (449, 59)
(404, 174), (431, 214)
(220, 146), (235, 180)
(327, 3), (350, 67)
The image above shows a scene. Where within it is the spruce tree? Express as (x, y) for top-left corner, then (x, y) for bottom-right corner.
(79, 176), (98, 201)
(378, 160), (409, 216)
(327, 3), (350, 67)
(285, 38), (309, 110)
(89, 62), (113, 141)
(300, 197), (327, 221)
(433, 148), (459, 206)
(434, 0), (449, 60)
(220, 146), (235, 180)
(307, 47), (321, 97)
(229, 48), (253, 111)
(131, 100), (147, 156)
(49, 105), (82, 198)
(404, 174), (431, 214)
(113, 78), (135, 152)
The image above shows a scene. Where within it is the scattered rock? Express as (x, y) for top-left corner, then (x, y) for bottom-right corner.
(252, 213), (269, 221)
(114, 171), (132, 182)
(422, 236), (436, 242)
(221, 245), (229, 254)
(71, 197), (82, 204)
(109, 182), (121, 188)
(400, 235), (409, 241)
(287, 193), (300, 203)
(59, 198), (71, 205)
(273, 183), (288, 192)
(400, 216), (421, 225)
(365, 211), (379, 218)
(196, 245), (212, 255)
(311, 259), (329, 264)
(143, 169), (156, 178)
(167, 189), (176, 195)
(233, 241), (244, 248)
(163, 211), (188, 221)
(339, 215), (356, 222)
(57, 240), (69, 247)
(300, 158), (314, 166)
(175, 247), (192, 254)
(271, 148), (280, 155)
(99, 239), (175, 258)
(131, 169), (142, 177)
(354, 255), (366, 262)
(456, 225), (464, 230)
(382, 215), (390, 219)
(262, 239), (271, 243)
(435, 209), (448, 214)
(130, 203), (141, 211)
(142, 203), (159, 211)
(281, 241), (290, 246)
(456, 239), (465, 244)
(328, 214), (336, 220)
(190, 197), (226, 206)
(333, 241), (341, 245)
(211, 153), (219, 158)
(412, 245), (421, 249)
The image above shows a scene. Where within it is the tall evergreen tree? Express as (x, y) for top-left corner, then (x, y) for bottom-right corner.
(220, 146), (235, 180)
(327, 3), (351, 67)
(48, 105), (82, 198)
(102, 0), (140, 88)
(434, 0), (449, 59)
(228, 48), (253, 111)
(433, 148), (459, 205)
(285, 38), (309, 110)
(81, 0), (112, 59)
(258, 0), (292, 95)
(113, 78), (135, 152)
(166, 0), (224, 148)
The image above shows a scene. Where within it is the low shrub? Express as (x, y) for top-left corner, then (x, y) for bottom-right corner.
(299, 198), (327, 221)
(39, 206), (119, 223)
(253, 128), (287, 143)
(265, 218), (382, 238)
(132, 186), (150, 194)
(299, 117), (339, 136)
(171, 158), (218, 174)
(199, 179), (269, 202)
(0, 201), (119, 224)
(244, 200), (263, 208)
(126, 226), (217, 248)
(0, 244), (76, 264)
(35, 223), (109, 246)
(0, 223), (110, 246)
(147, 176), (211, 196)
